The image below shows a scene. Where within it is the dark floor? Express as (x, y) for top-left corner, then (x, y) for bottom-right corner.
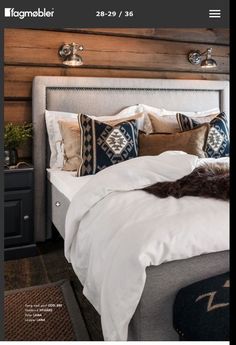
(4, 237), (104, 341)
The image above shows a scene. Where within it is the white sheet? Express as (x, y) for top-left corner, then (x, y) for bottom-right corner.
(64, 152), (229, 341)
(47, 169), (91, 201)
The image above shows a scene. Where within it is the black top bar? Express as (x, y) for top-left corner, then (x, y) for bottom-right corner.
(0, 0), (229, 28)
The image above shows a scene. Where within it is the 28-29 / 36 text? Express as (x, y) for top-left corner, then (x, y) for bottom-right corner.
(96, 11), (134, 18)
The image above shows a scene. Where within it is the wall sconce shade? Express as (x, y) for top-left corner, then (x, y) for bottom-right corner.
(59, 42), (84, 67)
(188, 48), (217, 68)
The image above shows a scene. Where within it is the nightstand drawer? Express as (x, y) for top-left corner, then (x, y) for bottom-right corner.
(4, 166), (36, 260)
(4, 169), (33, 191)
(4, 189), (33, 247)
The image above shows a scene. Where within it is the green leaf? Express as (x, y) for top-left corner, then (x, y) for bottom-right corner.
(4, 122), (33, 149)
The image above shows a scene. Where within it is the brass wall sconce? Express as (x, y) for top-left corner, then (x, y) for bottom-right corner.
(188, 48), (217, 68)
(59, 42), (84, 66)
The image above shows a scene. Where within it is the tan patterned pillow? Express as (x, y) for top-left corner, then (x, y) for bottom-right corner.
(148, 113), (179, 133)
(148, 112), (218, 133)
(58, 120), (81, 171)
(139, 123), (210, 158)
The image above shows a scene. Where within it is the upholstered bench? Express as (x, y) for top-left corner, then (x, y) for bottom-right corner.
(173, 272), (229, 341)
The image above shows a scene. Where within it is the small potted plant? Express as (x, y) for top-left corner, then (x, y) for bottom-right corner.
(4, 122), (33, 166)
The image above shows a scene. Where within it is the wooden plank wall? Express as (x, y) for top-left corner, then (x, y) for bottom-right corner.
(4, 28), (229, 158)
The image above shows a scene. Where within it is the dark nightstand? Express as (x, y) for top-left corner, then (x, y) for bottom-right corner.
(4, 166), (37, 260)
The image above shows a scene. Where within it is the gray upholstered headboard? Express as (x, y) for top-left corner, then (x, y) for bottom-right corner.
(32, 76), (229, 241)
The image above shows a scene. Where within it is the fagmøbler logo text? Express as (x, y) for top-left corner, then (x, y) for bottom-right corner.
(4, 8), (54, 19)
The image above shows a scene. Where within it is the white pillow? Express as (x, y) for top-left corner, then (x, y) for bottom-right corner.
(137, 104), (221, 133)
(139, 104), (220, 117)
(118, 105), (152, 132)
(89, 105), (153, 134)
(45, 110), (78, 169)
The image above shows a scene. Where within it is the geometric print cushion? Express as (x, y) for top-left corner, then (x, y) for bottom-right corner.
(77, 113), (138, 176)
(176, 112), (230, 158)
(173, 272), (229, 341)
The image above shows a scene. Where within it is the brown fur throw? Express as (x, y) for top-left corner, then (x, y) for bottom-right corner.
(143, 163), (229, 201)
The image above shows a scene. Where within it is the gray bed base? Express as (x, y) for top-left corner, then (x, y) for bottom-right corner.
(47, 181), (69, 239)
(33, 76), (229, 341)
(128, 250), (229, 340)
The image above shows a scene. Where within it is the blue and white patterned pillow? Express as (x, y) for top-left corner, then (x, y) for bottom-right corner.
(176, 112), (229, 158)
(78, 113), (138, 176)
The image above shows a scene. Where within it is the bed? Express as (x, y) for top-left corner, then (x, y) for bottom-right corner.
(32, 77), (229, 341)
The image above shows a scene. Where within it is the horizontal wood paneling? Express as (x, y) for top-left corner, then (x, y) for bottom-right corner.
(4, 29), (229, 73)
(4, 28), (229, 159)
(4, 101), (32, 123)
(61, 28), (230, 45)
(4, 66), (229, 99)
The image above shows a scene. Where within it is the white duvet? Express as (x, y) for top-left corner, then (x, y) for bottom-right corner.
(65, 151), (229, 341)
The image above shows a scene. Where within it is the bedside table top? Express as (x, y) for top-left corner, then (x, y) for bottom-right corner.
(4, 163), (34, 173)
